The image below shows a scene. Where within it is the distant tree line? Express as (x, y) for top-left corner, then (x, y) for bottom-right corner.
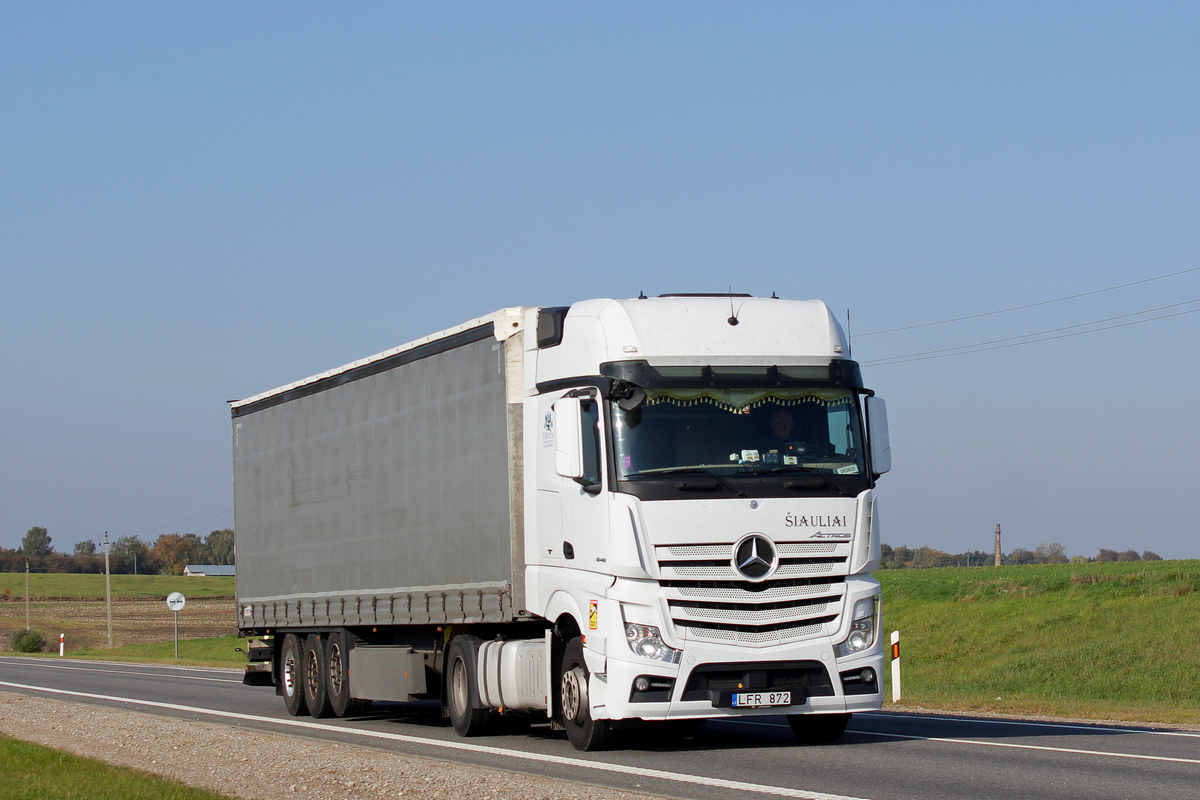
(0, 526), (234, 575)
(880, 542), (1163, 569)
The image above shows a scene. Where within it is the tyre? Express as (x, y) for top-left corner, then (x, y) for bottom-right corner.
(560, 637), (615, 751)
(325, 631), (354, 718)
(280, 634), (309, 717)
(446, 635), (492, 737)
(303, 634), (333, 718)
(788, 712), (851, 744)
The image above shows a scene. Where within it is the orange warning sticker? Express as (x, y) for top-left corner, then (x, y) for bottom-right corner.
(589, 600), (598, 630)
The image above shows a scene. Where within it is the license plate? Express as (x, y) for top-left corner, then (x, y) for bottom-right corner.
(732, 691), (791, 707)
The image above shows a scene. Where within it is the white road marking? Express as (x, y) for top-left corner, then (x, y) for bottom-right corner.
(868, 711), (1200, 740)
(0, 659), (241, 683)
(710, 718), (1200, 764)
(0, 680), (871, 800)
(854, 729), (1200, 765)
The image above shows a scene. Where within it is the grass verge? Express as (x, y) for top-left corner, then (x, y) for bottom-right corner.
(17, 635), (246, 668)
(0, 734), (236, 800)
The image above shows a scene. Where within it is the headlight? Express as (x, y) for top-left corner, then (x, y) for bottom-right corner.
(835, 598), (878, 657)
(625, 623), (682, 663)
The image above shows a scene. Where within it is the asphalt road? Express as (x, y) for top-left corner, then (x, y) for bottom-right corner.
(2, 656), (1198, 800)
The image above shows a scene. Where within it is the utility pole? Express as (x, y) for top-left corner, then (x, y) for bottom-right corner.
(104, 531), (113, 648)
(994, 523), (1002, 567)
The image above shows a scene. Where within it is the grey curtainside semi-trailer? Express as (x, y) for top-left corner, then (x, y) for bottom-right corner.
(232, 296), (892, 750)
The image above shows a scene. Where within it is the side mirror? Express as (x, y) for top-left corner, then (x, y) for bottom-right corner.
(866, 396), (891, 476)
(554, 397), (585, 480)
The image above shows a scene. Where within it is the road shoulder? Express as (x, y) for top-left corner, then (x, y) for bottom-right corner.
(0, 690), (668, 800)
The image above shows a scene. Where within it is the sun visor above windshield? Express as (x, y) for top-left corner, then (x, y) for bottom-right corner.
(600, 360), (864, 390)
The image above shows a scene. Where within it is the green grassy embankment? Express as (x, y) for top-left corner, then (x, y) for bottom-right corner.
(879, 559), (1200, 724)
(0, 734), (237, 800)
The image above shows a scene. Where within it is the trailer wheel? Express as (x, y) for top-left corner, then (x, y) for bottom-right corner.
(281, 634), (309, 717)
(446, 635), (492, 736)
(325, 632), (354, 718)
(788, 713), (851, 744)
(303, 634), (333, 718)
(560, 637), (615, 751)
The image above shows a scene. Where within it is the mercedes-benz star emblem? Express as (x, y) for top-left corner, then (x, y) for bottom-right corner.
(733, 534), (778, 581)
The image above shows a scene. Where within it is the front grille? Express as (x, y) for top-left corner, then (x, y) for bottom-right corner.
(656, 540), (851, 646)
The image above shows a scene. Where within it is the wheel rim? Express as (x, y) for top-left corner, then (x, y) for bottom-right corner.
(327, 643), (343, 696)
(283, 649), (299, 698)
(305, 648), (319, 700)
(561, 665), (588, 723)
(451, 657), (469, 716)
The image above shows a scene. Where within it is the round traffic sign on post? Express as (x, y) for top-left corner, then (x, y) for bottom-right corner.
(166, 592), (186, 658)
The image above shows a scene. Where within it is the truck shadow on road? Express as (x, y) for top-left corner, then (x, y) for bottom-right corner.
(855, 710), (1181, 742)
(346, 705), (1180, 754)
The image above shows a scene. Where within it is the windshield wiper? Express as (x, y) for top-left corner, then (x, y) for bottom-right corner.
(737, 465), (851, 496)
(624, 466), (747, 497)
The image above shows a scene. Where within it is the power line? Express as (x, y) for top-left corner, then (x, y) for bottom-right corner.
(116, 497), (233, 537)
(856, 265), (1200, 337)
(863, 307), (1200, 366)
(863, 298), (1200, 365)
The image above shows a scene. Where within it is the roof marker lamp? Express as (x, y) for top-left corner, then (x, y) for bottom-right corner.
(625, 623), (682, 664)
(835, 598), (878, 658)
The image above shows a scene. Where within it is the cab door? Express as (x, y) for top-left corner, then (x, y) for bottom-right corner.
(556, 390), (610, 572)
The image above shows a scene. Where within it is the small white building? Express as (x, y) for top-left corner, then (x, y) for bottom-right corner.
(183, 564), (236, 577)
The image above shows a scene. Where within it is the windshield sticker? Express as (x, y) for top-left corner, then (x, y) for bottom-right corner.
(784, 455), (798, 465)
(836, 465), (859, 475)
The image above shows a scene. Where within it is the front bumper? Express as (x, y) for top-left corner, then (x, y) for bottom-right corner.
(597, 636), (884, 721)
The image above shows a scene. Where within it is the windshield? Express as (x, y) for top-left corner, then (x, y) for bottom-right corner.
(612, 387), (867, 495)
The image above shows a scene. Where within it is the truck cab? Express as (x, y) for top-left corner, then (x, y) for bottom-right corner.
(523, 296), (890, 748)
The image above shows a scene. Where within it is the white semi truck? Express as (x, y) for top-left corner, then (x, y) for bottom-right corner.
(232, 294), (891, 750)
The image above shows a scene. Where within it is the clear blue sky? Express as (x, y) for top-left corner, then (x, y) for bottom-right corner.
(3, 3), (1198, 559)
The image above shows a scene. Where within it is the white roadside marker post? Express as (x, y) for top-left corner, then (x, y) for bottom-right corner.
(59, 633), (64, 657)
(890, 630), (901, 703)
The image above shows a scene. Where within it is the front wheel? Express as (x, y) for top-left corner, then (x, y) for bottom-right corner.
(788, 712), (851, 744)
(560, 637), (615, 751)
